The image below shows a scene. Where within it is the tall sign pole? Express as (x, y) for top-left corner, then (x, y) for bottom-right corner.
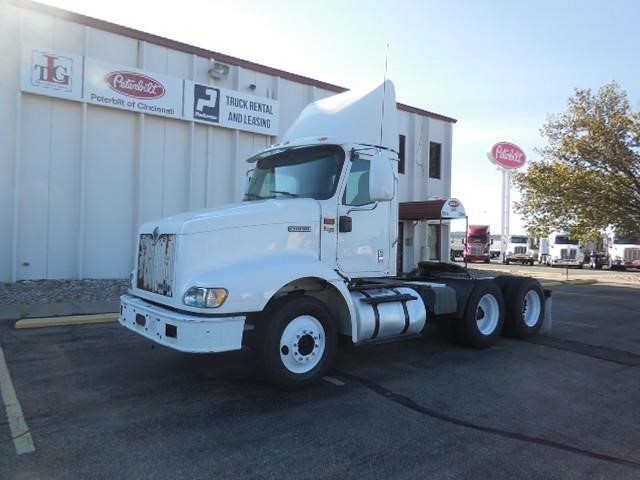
(501, 170), (511, 261)
(487, 142), (526, 262)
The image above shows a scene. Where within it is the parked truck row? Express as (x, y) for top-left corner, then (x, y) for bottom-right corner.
(120, 82), (550, 389)
(452, 229), (640, 271)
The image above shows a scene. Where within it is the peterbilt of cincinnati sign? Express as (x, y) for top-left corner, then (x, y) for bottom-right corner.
(20, 45), (280, 136)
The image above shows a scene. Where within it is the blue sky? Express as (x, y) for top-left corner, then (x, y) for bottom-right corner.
(41, 0), (640, 233)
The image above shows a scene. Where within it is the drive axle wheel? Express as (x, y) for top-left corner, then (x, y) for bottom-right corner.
(502, 277), (545, 339)
(256, 295), (336, 390)
(456, 280), (504, 348)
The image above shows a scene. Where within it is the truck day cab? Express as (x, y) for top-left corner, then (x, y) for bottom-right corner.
(464, 225), (491, 263)
(605, 234), (640, 270)
(505, 235), (537, 266)
(540, 231), (584, 268)
(120, 82), (550, 389)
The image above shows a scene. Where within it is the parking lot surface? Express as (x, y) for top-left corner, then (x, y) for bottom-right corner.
(1, 283), (639, 479)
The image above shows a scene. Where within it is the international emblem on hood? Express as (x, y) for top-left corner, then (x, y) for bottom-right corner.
(288, 226), (311, 233)
(152, 226), (160, 243)
(104, 71), (166, 99)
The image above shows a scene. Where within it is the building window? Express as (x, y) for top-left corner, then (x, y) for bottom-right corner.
(398, 135), (406, 174)
(429, 142), (441, 179)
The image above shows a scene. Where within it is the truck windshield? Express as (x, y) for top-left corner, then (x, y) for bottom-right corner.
(244, 145), (345, 201)
(613, 237), (640, 245)
(468, 236), (487, 243)
(510, 236), (527, 244)
(554, 236), (579, 245)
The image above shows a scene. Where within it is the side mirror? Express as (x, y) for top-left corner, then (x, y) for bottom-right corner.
(462, 238), (466, 245)
(491, 239), (494, 245)
(242, 169), (255, 197)
(369, 151), (394, 202)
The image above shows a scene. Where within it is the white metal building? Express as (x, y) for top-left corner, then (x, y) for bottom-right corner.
(0, 0), (457, 283)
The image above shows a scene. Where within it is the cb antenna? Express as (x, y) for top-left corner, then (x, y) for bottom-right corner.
(379, 43), (389, 147)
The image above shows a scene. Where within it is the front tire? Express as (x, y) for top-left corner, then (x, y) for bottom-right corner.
(256, 296), (337, 390)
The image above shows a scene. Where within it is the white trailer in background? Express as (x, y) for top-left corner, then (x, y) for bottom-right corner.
(120, 82), (550, 389)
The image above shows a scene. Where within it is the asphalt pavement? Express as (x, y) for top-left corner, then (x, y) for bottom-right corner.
(0, 283), (639, 479)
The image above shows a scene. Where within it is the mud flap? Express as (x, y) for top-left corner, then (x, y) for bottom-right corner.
(541, 289), (553, 333)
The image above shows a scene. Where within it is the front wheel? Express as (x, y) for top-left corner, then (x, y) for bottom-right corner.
(256, 296), (337, 390)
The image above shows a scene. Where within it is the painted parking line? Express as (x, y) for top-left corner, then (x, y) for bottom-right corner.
(0, 345), (35, 455)
(15, 313), (118, 329)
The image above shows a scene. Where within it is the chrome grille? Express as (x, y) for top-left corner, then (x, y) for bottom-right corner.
(137, 234), (176, 297)
(560, 248), (577, 260)
(624, 248), (640, 261)
(514, 246), (527, 255)
(470, 246), (484, 255)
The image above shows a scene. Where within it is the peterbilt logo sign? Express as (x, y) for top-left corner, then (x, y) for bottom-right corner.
(488, 142), (526, 170)
(104, 71), (166, 99)
(448, 199), (459, 208)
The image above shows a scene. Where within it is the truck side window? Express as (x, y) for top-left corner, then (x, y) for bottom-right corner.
(343, 158), (371, 206)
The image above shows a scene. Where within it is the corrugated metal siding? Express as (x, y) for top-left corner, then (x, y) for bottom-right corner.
(0, 2), (453, 281)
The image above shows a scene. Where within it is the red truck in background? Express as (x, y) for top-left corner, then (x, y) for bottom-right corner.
(464, 225), (491, 263)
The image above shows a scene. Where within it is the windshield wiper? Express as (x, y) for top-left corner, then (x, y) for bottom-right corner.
(270, 190), (298, 198)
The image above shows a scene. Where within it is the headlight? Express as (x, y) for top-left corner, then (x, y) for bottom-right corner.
(183, 287), (228, 308)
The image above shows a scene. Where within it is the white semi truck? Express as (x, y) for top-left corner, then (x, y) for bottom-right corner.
(504, 235), (537, 266)
(120, 82), (549, 389)
(539, 231), (584, 268)
(604, 232), (640, 270)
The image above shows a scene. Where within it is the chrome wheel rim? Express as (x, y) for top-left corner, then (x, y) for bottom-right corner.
(279, 315), (325, 374)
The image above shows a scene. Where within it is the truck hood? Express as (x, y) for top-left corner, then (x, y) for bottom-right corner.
(141, 198), (321, 235)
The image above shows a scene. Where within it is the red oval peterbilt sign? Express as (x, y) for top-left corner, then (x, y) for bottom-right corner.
(489, 142), (526, 169)
(104, 71), (165, 99)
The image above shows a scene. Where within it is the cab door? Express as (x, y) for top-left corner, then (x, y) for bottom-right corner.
(336, 157), (393, 276)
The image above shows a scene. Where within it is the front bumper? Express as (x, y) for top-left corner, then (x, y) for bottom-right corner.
(553, 259), (582, 266)
(119, 294), (245, 353)
(506, 255), (534, 262)
(613, 259), (640, 267)
(465, 255), (490, 261)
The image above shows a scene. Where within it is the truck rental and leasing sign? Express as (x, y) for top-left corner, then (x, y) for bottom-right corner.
(20, 45), (279, 135)
(184, 81), (279, 136)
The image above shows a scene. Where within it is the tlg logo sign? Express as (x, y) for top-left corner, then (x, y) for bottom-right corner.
(193, 85), (220, 123)
(31, 51), (74, 91)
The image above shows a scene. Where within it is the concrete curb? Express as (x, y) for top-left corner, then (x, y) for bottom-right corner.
(15, 313), (118, 329)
